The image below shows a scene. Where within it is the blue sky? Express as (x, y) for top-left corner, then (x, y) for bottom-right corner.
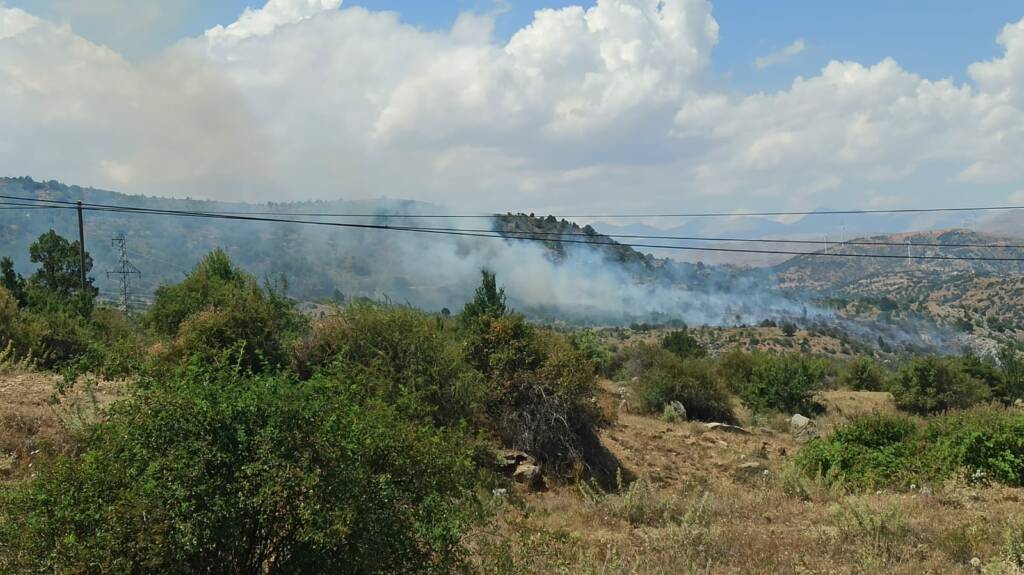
(9, 0), (1022, 92)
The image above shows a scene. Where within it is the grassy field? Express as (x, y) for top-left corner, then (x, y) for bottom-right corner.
(466, 382), (1024, 574)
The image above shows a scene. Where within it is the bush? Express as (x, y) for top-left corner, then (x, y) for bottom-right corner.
(466, 314), (601, 472)
(148, 250), (303, 373)
(798, 414), (919, 489)
(840, 357), (887, 391)
(717, 348), (756, 393)
(0, 287), (18, 348)
(0, 367), (478, 574)
(661, 330), (706, 359)
(570, 331), (614, 376)
(890, 356), (990, 415)
(610, 342), (666, 381)
(633, 350), (735, 422)
(292, 303), (485, 427)
(995, 346), (1024, 405)
(798, 406), (1024, 489)
(737, 353), (826, 414)
(17, 308), (93, 370)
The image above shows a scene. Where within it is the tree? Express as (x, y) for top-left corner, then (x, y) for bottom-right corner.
(26, 230), (97, 303)
(661, 329), (706, 359)
(461, 269), (507, 324)
(890, 356), (990, 415)
(0, 257), (25, 306)
(996, 345), (1024, 404)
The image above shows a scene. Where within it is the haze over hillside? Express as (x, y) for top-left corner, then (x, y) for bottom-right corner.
(1, 177), (799, 327)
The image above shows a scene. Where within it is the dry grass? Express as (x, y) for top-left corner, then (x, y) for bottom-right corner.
(0, 367), (124, 479)
(468, 385), (1024, 574)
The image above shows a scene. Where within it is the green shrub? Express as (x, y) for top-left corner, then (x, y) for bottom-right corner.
(292, 303), (485, 426)
(633, 350), (735, 423)
(0, 367), (478, 574)
(841, 357), (887, 391)
(17, 308), (93, 370)
(466, 314), (601, 471)
(798, 407), (1024, 489)
(717, 348), (756, 393)
(610, 342), (666, 381)
(147, 250), (303, 373)
(661, 330), (706, 359)
(570, 331), (614, 376)
(890, 356), (990, 415)
(738, 353), (826, 414)
(996, 345), (1024, 405)
(798, 414), (919, 489)
(0, 287), (18, 348)
(919, 406), (1024, 485)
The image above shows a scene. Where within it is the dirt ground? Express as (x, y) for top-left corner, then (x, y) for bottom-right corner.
(468, 383), (1024, 574)
(0, 368), (124, 478)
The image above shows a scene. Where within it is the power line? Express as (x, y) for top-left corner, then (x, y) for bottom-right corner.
(7, 193), (1024, 262)
(70, 204), (1024, 262)
(6, 192), (1024, 219)
(6, 193), (1024, 249)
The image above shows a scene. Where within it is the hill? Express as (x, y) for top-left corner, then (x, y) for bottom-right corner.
(2, 177), (767, 326)
(771, 229), (1024, 349)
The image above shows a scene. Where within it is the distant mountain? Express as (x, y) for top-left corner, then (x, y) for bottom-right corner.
(770, 229), (1024, 347)
(0, 177), (464, 306)
(773, 229), (1024, 291)
(592, 209), (973, 266)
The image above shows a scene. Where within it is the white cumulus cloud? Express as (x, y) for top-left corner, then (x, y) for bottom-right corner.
(754, 38), (805, 70)
(0, 1), (1023, 217)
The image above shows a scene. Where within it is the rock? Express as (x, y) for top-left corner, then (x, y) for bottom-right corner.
(669, 401), (688, 422)
(735, 461), (768, 480)
(704, 422), (751, 435)
(790, 414), (819, 444)
(496, 449), (535, 474)
(1014, 398), (1024, 410)
(513, 462), (545, 491)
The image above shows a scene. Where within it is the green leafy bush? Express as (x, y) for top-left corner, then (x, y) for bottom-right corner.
(661, 330), (706, 359)
(570, 331), (615, 376)
(147, 250), (303, 373)
(890, 356), (990, 415)
(841, 357), (887, 391)
(798, 414), (919, 489)
(798, 406), (1024, 489)
(292, 303), (485, 426)
(0, 287), (18, 348)
(737, 353), (826, 414)
(0, 367), (478, 574)
(633, 349), (735, 422)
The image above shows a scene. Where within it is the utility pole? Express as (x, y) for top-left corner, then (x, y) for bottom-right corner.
(77, 201), (86, 292)
(906, 238), (912, 266)
(107, 233), (141, 315)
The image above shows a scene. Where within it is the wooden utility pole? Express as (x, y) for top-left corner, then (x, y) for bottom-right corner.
(77, 201), (86, 292)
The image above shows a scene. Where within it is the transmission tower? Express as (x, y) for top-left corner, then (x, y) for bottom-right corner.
(107, 233), (141, 315)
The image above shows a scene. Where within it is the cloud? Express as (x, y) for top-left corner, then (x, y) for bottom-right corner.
(205, 0), (342, 44)
(754, 38), (805, 70)
(1, 1), (1024, 218)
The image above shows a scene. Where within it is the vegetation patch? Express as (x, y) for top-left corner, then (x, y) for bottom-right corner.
(798, 406), (1024, 489)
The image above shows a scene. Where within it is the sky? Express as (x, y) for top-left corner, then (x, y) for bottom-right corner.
(2, 0), (1024, 219)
